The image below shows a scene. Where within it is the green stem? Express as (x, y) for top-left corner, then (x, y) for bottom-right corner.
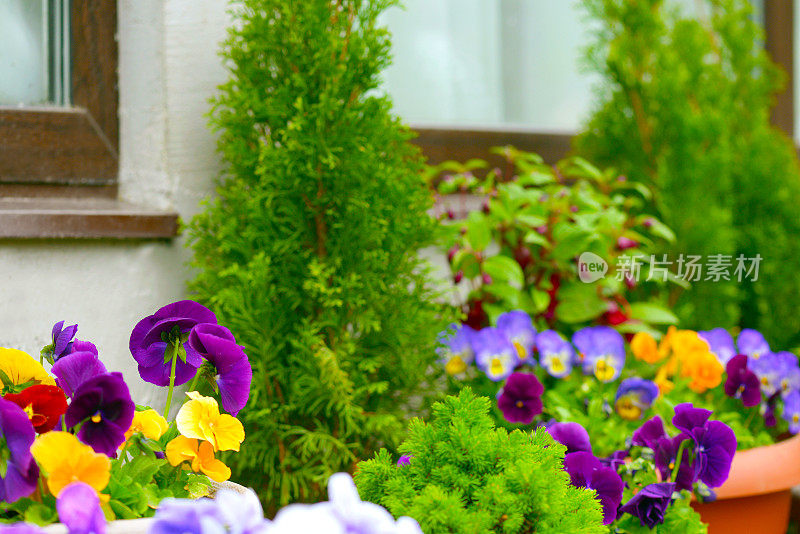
(163, 342), (180, 418)
(187, 368), (201, 394)
(671, 439), (689, 482)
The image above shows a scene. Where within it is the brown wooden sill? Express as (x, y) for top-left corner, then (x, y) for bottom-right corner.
(0, 197), (178, 239)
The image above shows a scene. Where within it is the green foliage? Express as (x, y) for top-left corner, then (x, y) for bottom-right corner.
(187, 0), (453, 510)
(355, 388), (606, 533)
(577, 0), (800, 347)
(431, 148), (678, 335)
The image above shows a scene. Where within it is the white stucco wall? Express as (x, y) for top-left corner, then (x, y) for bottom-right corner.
(0, 0), (231, 408)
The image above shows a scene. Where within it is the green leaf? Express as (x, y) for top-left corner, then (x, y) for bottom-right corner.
(464, 212), (491, 251)
(516, 214), (547, 227)
(483, 255), (524, 287)
(555, 283), (607, 324)
(530, 289), (551, 313)
(628, 302), (679, 325)
(523, 231), (549, 248)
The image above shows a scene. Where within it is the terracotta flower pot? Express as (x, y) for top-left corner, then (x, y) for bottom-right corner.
(691, 433), (800, 534)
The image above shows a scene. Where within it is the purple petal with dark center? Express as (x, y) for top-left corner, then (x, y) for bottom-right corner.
(64, 373), (134, 457)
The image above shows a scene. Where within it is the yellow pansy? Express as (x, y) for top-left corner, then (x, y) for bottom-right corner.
(680, 350), (724, 393)
(176, 392), (244, 452)
(125, 409), (169, 441)
(165, 435), (231, 482)
(0, 348), (55, 391)
(30, 431), (110, 499)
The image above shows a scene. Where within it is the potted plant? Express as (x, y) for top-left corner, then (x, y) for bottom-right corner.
(0, 300), (253, 532)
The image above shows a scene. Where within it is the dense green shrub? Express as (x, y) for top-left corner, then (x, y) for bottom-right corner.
(577, 0), (800, 347)
(187, 0), (452, 510)
(355, 388), (606, 534)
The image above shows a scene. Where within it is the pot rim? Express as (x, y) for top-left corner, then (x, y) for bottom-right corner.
(714, 431), (800, 500)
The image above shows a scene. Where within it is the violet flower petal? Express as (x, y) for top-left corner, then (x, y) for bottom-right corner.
(57, 481), (106, 534)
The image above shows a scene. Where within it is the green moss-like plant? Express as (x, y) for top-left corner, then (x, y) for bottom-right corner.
(187, 0), (452, 510)
(577, 0), (800, 346)
(355, 388), (606, 533)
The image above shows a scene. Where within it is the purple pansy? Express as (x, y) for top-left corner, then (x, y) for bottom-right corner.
(536, 330), (574, 378)
(563, 452), (624, 525)
(437, 323), (476, 376)
(631, 416), (695, 490)
(473, 328), (519, 382)
(56, 481), (106, 534)
(699, 328), (736, 364)
(614, 378), (659, 421)
(782, 390), (800, 434)
(497, 372), (543, 424)
(546, 421), (592, 454)
(736, 329), (770, 360)
(0, 397), (39, 503)
(672, 403), (736, 488)
(51, 320), (79, 361)
(619, 482), (675, 528)
(187, 324), (252, 417)
(52, 342), (107, 399)
(0, 525), (45, 534)
(723, 355), (761, 407)
(572, 326), (626, 382)
(496, 310), (536, 364)
(64, 372), (135, 458)
(749, 351), (798, 398)
(129, 300), (217, 387)
(150, 497), (226, 534)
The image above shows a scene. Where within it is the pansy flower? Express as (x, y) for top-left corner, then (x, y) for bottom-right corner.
(546, 421), (592, 454)
(723, 355), (761, 407)
(496, 372), (543, 424)
(698, 328), (736, 364)
(631, 416), (696, 490)
(176, 392), (245, 451)
(496, 310), (536, 364)
(749, 351), (797, 398)
(436, 323), (476, 376)
(0, 348), (55, 394)
(50, 321), (79, 361)
(672, 403), (736, 488)
(679, 348), (724, 393)
(736, 329), (770, 360)
(31, 431), (110, 499)
(563, 452), (624, 525)
(630, 331), (664, 364)
(535, 330), (573, 378)
(473, 328), (519, 382)
(619, 482), (675, 528)
(187, 324), (252, 417)
(3, 384), (68, 433)
(125, 409), (169, 441)
(51, 342), (107, 399)
(165, 435), (231, 482)
(0, 397), (39, 503)
(129, 300), (217, 387)
(782, 390), (800, 434)
(572, 326), (625, 382)
(64, 372), (135, 457)
(614, 378), (659, 421)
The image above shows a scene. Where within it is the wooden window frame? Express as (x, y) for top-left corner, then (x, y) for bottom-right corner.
(0, 0), (177, 239)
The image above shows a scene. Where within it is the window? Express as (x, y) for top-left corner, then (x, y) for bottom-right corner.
(0, 0), (177, 238)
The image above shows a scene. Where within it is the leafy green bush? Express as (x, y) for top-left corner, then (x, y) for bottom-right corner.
(577, 0), (800, 347)
(187, 0), (452, 510)
(355, 388), (606, 534)
(431, 148), (678, 334)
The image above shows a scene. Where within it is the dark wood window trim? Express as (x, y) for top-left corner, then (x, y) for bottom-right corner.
(764, 0), (794, 138)
(0, 0), (177, 239)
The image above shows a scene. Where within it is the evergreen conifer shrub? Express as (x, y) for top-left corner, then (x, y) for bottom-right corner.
(355, 388), (606, 534)
(187, 0), (452, 509)
(577, 0), (800, 346)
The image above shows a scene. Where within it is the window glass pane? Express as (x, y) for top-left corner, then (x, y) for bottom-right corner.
(380, 0), (597, 131)
(0, 0), (70, 106)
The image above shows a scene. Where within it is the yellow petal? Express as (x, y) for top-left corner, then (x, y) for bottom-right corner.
(0, 347), (55, 388)
(32, 432), (110, 497)
(126, 409), (169, 441)
(176, 392), (220, 441)
(211, 414), (245, 452)
(197, 441), (231, 482)
(165, 436), (199, 466)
